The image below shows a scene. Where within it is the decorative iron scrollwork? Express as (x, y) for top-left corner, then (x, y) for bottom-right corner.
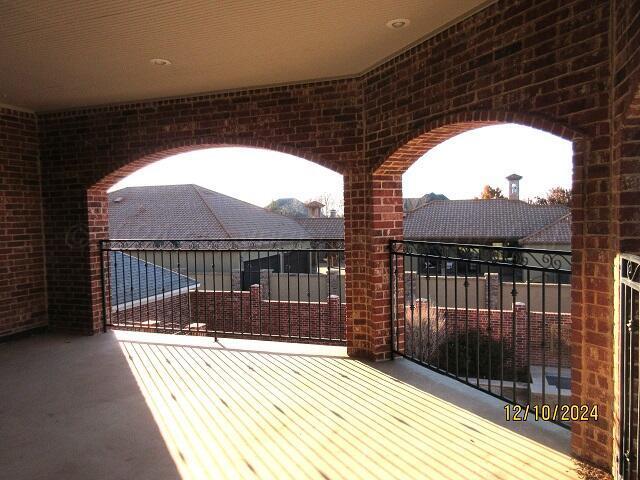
(623, 255), (640, 283)
(103, 238), (344, 251)
(389, 240), (571, 273)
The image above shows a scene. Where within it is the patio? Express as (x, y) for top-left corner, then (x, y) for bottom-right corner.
(0, 331), (595, 480)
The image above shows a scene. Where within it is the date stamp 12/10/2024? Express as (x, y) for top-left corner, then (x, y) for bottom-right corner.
(505, 404), (598, 422)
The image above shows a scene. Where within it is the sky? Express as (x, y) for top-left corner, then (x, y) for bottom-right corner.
(402, 124), (573, 201)
(109, 147), (344, 208)
(109, 124), (573, 206)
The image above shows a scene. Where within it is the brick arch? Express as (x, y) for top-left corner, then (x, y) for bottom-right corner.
(92, 137), (340, 192)
(361, 109), (590, 394)
(85, 137), (345, 334)
(373, 110), (584, 175)
(619, 64), (640, 124)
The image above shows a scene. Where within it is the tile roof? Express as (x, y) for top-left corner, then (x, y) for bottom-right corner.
(294, 217), (344, 238)
(109, 186), (570, 244)
(403, 199), (570, 242)
(519, 213), (571, 245)
(194, 186), (311, 239)
(110, 251), (198, 307)
(109, 185), (311, 239)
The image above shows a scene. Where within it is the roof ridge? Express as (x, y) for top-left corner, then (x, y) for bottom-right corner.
(199, 185), (263, 209)
(406, 197), (511, 215)
(191, 185), (232, 238)
(196, 184), (301, 220)
(520, 212), (571, 242)
(407, 199), (438, 214)
(194, 184), (312, 238)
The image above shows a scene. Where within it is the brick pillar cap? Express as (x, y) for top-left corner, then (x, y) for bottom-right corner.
(328, 295), (339, 300)
(515, 301), (526, 307)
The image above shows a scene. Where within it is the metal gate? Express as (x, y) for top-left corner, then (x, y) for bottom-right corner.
(620, 254), (640, 479)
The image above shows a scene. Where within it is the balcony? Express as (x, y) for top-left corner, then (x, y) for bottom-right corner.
(0, 239), (615, 479)
(0, 330), (596, 480)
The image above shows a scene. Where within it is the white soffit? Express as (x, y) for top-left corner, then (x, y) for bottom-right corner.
(0, 0), (490, 111)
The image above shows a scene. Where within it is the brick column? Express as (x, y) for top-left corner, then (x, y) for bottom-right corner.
(250, 284), (261, 334)
(87, 187), (110, 334)
(513, 302), (527, 369)
(231, 270), (242, 291)
(404, 271), (418, 304)
(326, 271), (340, 297)
(259, 269), (272, 300)
(327, 295), (339, 340)
(484, 273), (500, 309)
(343, 168), (403, 360)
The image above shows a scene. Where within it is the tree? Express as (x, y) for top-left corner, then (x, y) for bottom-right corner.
(313, 192), (344, 217)
(532, 187), (571, 206)
(478, 185), (505, 199)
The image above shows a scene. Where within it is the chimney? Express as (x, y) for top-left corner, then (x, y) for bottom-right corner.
(305, 200), (324, 218)
(330, 209), (337, 218)
(506, 173), (523, 201)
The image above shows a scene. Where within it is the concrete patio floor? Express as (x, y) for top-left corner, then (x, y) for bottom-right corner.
(0, 330), (601, 479)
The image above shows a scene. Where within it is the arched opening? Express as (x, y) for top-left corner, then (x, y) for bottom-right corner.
(370, 114), (586, 439)
(87, 145), (346, 347)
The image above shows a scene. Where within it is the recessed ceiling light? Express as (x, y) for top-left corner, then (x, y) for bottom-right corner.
(150, 58), (172, 66)
(386, 18), (410, 29)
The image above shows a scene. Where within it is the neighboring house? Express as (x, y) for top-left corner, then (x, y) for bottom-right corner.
(403, 199), (571, 282)
(110, 184), (313, 240)
(109, 185), (343, 296)
(404, 199), (570, 247)
(108, 177), (571, 296)
(401, 175), (571, 281)
(266, 197), (340, 218)
(295, 217), (344, 239)
(404, 174), (570, 249)
(110, 180), (571, 250)
(403, 192), (449, 212)
(265, 197), (308, 218)
(519, 212), (571, 251)
(268, 192), (448, 216)
(520, 213), (572, 281)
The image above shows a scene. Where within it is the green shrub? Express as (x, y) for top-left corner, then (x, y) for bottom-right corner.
(428, 331), (529, 382)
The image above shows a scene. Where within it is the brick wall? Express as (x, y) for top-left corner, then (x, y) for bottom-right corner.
(108, 286), (346, 344)
(38, 79), (363, 335)
(359, 0), (622, 469)
(611, 1), (640, 473)
(0, 108), (47, 337)
(404, 301), (572, 368)
(110, 291), (191, 329)
(13, 0), (638, 472)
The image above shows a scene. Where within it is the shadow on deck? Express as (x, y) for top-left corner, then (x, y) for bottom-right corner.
(0, 330), (606, 479)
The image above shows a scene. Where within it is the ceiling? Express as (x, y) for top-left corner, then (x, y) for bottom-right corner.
(0, 0), (490, 112)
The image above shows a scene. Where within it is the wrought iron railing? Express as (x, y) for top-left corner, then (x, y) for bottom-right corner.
(390, 240), (572, 427)
(620, 253), (640, 479)
(100, 239), (345, 344)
